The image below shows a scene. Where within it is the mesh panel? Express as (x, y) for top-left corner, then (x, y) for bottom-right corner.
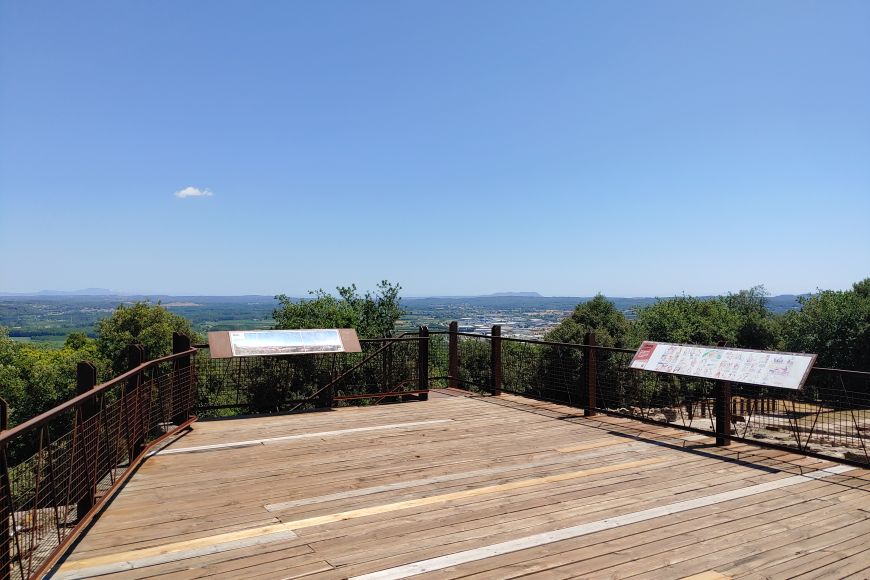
(0, 351), (196, 580)
(194, 337), (424, 415)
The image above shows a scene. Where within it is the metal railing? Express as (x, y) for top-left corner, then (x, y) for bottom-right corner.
(0, 334), (196, 580)
(4, 323), (868, 579)
(193, 330), (429, 417)
(433, 323), (870, 467)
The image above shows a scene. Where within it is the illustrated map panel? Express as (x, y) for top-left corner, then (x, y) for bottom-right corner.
(629, 341), (816, 390)
(229, 329), (345, 357)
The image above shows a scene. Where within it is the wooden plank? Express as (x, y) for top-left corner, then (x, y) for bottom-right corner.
(347, 466), (853, 580)
(53, 529), (299, 579)
(58, 457), (664, 576)
(83, 543), (317, 580)
(264, 441), (639, 512)
(152, 419), (453, 456)
(53, 394), (870, 579)
(680, 572), (730, 580)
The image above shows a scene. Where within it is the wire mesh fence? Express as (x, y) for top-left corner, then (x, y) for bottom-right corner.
(194, 348), (336, 416)
(501, 338), (585, 405)
(0, 348), (196, 580)
(589, 347), (870, 463)
(331, 337), (424, 405)
(427, 332), (450, 388)
(454, 333), (491, 393)
(431, 327), (870, 467)
(729, 368), (870, 462)
(194, 336), (425, 416)
(593, 347), (719, 428)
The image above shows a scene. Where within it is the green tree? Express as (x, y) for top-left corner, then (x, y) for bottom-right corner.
(96, 301), (200, 374)
(544, 294), (630, 347)
(723, 285), (779, 350)
(536, 295), (629, 406)
(63, 331), (91, 350)
(0, 327), (25, 421)
(0, 327), (110, 427)
(273, 281), (405, 338)
(781, 284), (870, 370)
(853, 277), (870, 298)
(632, 295), (739, 347)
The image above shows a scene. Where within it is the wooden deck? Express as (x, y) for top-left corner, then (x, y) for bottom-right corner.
(52, 391), (870, 579)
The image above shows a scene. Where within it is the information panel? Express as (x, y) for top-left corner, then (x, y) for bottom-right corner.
(207, 329), (362, 358)
(629, 341), (816, 390)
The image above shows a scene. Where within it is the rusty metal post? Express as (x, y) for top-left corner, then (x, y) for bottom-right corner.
(716, 381), (732, 446)
(126, 344), (145, 462)
(320, 353), (336, 408)
(448, 321), (459, 389)
(0, 398), (10, 580)
(172, 333), (192, 424)
(418, 326), (429, 401)
(584, 332), (598, 416)
(490, 325), (502, 396)
(76, 361), (98, 522)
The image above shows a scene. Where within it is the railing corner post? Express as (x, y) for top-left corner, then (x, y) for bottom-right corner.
(490, 325), (502, 396)
(584, 332), (597, 416)
(418, 326), (429, 401)
(172, 332), (193, 424)
(76, 361), (98, 522)
(127, 344), (146, 461)
(716, 380), (733, 446)
(448, 321), (459, 389)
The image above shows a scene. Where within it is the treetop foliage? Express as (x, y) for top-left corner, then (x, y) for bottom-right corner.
(96, 301), (201, 375)
(273, 280), (404, 338)
(545, 279), (869, 370)
(544, 294), (630, 348)
(780, 282), (870, 370)
(1, 301), (201, 428)
(632, 295), (741, 347)
(0, 326), (110, 427)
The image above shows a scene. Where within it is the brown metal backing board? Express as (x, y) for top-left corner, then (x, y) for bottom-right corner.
(208, 329), (362, 359)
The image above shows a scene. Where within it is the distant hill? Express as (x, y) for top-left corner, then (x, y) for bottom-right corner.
(0, 288), (118, 296)
(402, 294), (805, 314)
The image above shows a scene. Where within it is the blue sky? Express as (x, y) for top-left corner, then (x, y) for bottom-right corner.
(1, 1), (868, 297)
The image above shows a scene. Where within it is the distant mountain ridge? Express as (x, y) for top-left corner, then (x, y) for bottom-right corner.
(0, 288), (119, 296)
(0, 290), (807, 314)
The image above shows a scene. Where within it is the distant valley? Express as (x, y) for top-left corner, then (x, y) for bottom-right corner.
(0, 292), (805, 345)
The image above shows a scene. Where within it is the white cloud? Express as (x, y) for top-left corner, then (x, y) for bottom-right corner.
(174, 186), (214, 199)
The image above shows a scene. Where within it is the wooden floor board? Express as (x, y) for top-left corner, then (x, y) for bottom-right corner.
(52, 393), (870, 580)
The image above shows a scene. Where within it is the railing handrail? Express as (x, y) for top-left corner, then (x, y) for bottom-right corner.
(440, 329), (635, 353)
(444, 331), (586, 349)
(441, 327), (870, 374)
(0, 347), (197, 445)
